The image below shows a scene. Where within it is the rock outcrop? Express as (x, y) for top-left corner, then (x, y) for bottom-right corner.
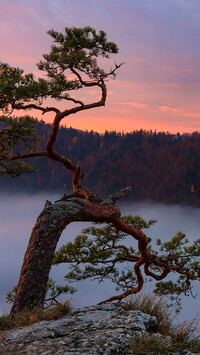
(0, 303), (199, 354)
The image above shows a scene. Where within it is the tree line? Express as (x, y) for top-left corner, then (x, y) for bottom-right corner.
(1, 117), (200, 207)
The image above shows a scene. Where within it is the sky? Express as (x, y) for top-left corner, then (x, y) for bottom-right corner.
(1, 0), (200, 133)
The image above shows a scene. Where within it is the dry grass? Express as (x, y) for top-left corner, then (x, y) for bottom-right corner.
(0, 301), (73, 331)
(1, 293), (199, 354)
(126, 293), (200, 354)
(130, 333), (174, 355)
(130, 333), (200, 355)
(125, 293), (175, 335)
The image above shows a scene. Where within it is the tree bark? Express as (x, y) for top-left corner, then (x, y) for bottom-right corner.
(10, 199), (120, 314)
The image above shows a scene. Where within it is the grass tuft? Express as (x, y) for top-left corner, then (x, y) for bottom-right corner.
(130, 333), (200, 354)
(0, 301), (73, 331)
(126, 293), (200, 354)
(125, 293), (174, 335)
(130, 333), (173, 355)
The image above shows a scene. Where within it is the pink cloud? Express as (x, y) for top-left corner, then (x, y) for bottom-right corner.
(1, 0), (200, 136)
(158, 106), (170, 112)
(183, 112), (200, 118)
(171, 108), (183, 113)
(123, 102), (149, 109)
(158, 105), (183, 113)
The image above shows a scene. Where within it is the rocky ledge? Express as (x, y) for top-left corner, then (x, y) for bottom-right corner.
(0, 303), (199, 355)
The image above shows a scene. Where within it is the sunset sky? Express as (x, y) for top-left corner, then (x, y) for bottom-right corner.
(1, 0), (200, 133)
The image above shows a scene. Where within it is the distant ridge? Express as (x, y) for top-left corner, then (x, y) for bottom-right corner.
(1, 117), (200, 207)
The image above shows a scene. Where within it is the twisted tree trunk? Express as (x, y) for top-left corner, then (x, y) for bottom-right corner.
(11, 199), (120, 314)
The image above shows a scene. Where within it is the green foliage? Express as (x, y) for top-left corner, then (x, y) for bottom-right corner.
(44, 278), (76, 307)
(6, 286), (18, 304)
(0, 26), (120, 178)
(0, 63), (49, 113)
(52, 215), (156, 289)
(6, 278), (76, 308)
(0, 116), (39, 176)
(154, 235), (200, 300)
(52, 215), (200, 305)
(0, 116), (38, 153)
(38, 26), (119, 81)
(0, 26), (119, 114)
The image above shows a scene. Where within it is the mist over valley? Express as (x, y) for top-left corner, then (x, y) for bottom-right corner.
(2, 120), (200, 207)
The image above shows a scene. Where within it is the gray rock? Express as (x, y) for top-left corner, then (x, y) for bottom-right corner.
(0, 303), (198, 355)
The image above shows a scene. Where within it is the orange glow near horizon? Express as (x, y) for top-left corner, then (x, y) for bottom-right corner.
(2, 1), (200, 134)
(14, 103), (200, 135)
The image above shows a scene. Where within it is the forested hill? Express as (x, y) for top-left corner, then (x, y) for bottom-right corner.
(1, 119), (200, 207)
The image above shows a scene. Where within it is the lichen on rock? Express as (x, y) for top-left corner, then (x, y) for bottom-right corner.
(0, 303), (199, 355)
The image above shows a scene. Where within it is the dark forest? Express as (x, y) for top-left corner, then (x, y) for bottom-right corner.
(1, 117), (200, 207)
